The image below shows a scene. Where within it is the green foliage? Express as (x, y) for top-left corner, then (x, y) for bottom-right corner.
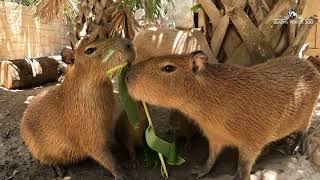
(144, 0), (173, 21)
(191, 4), (202, 12)
(144, 142), (160, 168)
(145, 125), (185, 166)
(2, 0), (36, 6)
(118, 0), (174, 22)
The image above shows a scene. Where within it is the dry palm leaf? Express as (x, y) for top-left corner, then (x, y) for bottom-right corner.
(35, 0), (78, 22)
(210, 15), (230, 58)
(197, 0), (222, 30)
(259, 0), (297, 48)
(110, 4), (140, 40)
(222, 26), (243, 59)
(284, 16), (318, 56)
(248, 0), (268, 24)
(229, 7), (274, 63)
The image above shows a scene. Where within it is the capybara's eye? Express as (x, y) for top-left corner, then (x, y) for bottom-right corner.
(85, 47), (97, 54)
(161, 65), (176, 73)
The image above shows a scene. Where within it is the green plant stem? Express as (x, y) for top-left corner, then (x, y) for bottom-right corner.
(142, 101), (169, 178)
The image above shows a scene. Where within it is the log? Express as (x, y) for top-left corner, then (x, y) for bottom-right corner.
(0, 57), (61, 89)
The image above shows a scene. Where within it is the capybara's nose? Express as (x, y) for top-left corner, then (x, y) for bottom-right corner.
(122, 39), (136, 64)
(125, 74), (129, 82)
(125, 42), (133, 50)
(125, 69), (132, 83)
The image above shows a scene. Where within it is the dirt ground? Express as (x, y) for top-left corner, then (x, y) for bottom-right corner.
(1, 83), (320, 180)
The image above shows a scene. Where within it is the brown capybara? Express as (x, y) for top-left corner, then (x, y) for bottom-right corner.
(307, 55), (320, 71)
(133, 27), (210, 141)
(169, 109), (198, 148)
(125, 51), (320, 180)
(115, 102), (148, 162)
(60, 46), (75, 65)
(133, 27), (217, 64)
(20, 38), (135, 180)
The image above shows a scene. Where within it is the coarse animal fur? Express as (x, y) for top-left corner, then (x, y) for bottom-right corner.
(20, 38), (135, 180)
(115, 102), (148, 162)
(125, 51), (320, 180)
(60, 46), (74, 65)
(133, 28), (210, 140)
(169, 109), (198, 148)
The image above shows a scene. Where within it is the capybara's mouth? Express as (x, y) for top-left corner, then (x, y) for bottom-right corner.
(123, 40), (136, 64)
(106, 63), (128, 79)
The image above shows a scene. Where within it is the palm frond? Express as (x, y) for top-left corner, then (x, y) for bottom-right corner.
(34, 0), (78, 22)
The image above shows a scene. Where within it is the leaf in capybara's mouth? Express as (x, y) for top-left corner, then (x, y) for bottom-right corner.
(118, 64), (141, 127)
(110, 64), (185, 178)
(102, 49), (116, 63)
(106, 63), (127, 79)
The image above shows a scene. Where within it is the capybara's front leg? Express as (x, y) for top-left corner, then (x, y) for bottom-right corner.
(195, 140), (223, 178)
(89, 148), (128, 180)
(124, 141), (140, 169)
(51, 165), (66, 177)
(233, 148), (261, 180)
(292, 131), (307, 155)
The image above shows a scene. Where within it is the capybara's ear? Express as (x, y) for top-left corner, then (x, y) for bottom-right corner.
(61, 48), (75, 64)
(191, 51), (208, 73)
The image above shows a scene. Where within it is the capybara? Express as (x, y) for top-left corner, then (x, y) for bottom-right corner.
(307, 55), (320, 71)
(169, 109), (198, 148)
(20, 38), (135, 180)
(125, 51), (320, 180)
(133, 27), (210, 140)
(133, 27), (217, 64)
(60, 46), (74, 65)
(115, 102), (148, 162)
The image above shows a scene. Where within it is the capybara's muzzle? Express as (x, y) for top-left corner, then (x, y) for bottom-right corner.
(121, 39), (136, 64)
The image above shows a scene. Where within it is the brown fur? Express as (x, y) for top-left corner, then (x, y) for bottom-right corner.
(126, 52), (320, 180)
(169, 110), (198, 145)
(115, 103), (148, 161)
(20, 38), (135, 179)
(60, 46), (74, 64)
(306, 55), (320, 71)
(133, 28), (209, 140)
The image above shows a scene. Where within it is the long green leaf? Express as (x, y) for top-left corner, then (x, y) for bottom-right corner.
(118, 65), (141, 127)
(102, 49), (116, 63)
(145, 126), (185, 166)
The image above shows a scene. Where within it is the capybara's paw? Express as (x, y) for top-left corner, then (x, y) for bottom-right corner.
(183, 139), (193, 153)
(123, 159), (139, 169)
(291, 134), (307, 156)
(51, 165), (67, 177)
(191, 165), (211, 178)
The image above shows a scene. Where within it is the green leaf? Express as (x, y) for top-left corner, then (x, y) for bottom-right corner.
(191, 4), (202, 12)
(102, 49), (116, 63)
(144, 142), (160, 168)
(114, 64), (185, 178)
(144, 0), (174, 22)
(145, 126), (185, 166)
(118, 65), (141, 127)
(106, 63), (127, 79)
